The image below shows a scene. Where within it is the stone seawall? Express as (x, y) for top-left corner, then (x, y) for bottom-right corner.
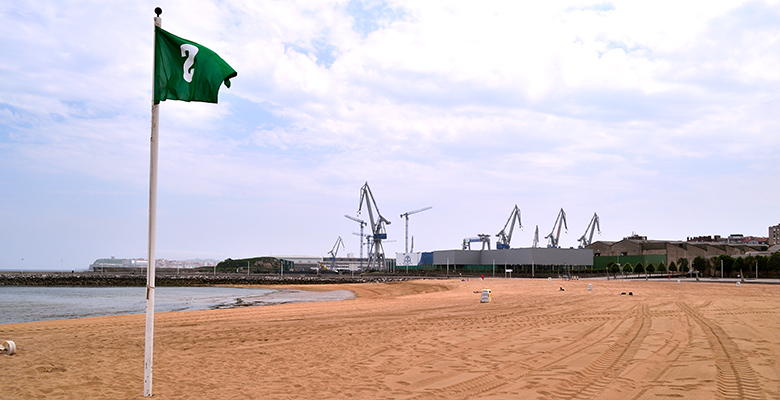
(0, 272), (423, 287)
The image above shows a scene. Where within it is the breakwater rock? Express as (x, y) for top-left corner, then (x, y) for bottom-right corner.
(0, 272), (426, 287)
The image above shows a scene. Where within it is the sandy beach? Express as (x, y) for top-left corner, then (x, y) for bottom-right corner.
(2, 279), (779, 399)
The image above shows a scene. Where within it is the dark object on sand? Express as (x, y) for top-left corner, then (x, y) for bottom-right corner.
(559, 287), (565, 291)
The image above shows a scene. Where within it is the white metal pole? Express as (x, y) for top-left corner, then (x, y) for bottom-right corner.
(404, 216), (409, 253)
(144, 8), (162, 397)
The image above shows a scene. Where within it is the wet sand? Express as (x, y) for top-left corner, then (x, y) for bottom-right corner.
(2, 279), (779, 399)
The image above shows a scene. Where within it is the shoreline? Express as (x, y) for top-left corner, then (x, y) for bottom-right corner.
(0, 271), (431, 287)
(0, 285), (357, 326)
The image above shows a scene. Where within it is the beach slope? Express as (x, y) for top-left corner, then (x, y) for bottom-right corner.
(1, 279), (779, 399)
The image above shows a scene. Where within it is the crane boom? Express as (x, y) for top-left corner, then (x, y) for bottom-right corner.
(344, 214), (366, 225)
(544, 208), (568, 248)
(401, 206), (432, 217)
(496, 205), (522, 249)
(327, 236), (345, 271)
(577, 213), (601, 248)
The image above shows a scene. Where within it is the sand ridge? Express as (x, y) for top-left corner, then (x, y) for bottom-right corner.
(1, 279), (779, 399)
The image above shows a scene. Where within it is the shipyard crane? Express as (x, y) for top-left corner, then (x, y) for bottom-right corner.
(357, 182), (391, 271)
(532, 225), (540, 248)
(400, 206), (432, 253)
(344, 215), (367, 269)
(577, 213), (601, 248)
(327, 236), (345, 270)
(545, 208), (568, 248)
(496, 205), (523, 249)
(462, 234), (491, 250)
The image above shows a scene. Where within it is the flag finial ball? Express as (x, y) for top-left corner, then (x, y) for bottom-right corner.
(154, 7), (162, 17)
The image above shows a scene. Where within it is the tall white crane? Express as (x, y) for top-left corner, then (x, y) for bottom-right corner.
(532, 225), (539, 248)
(496, 205), (522, 249)
(545, 208), (568, 248)
(357, 182), (391, 271)
(344, 215), (367, 270)
(327, 236), (345, 270)
(577, 212), (601, 248)
(400, 206), (432, 253)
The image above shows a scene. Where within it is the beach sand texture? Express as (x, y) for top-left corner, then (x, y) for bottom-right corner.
(1, 279), (779, 399)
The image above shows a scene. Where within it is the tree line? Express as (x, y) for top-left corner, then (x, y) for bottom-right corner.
(605, 252), (780, 279)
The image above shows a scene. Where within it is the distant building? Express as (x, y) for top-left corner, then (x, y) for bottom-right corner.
(686, 234), (768, 245)
(770, 223), (780, 246)
(89, 257), (147, 271)
(89, 257), (216, 271)
(588, 238), (768, 270)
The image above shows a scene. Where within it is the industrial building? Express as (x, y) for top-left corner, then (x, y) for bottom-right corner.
(396, 248), (593, 275)
(587, 238), (768, 269)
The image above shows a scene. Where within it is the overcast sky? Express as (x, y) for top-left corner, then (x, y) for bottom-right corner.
(1, 0), (779, 269)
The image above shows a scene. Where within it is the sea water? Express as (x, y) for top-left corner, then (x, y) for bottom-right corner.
(0, 286), (353, 324)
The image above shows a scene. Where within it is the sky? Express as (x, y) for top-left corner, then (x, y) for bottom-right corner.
(1, 0), (779, 270)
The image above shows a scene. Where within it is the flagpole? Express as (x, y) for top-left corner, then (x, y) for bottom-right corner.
(144, 7), (162, 397)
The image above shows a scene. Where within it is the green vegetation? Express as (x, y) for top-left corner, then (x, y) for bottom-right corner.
(677, 258), (689, 272)
(692, 256), (707, 274)
(214, 257), (289, 273)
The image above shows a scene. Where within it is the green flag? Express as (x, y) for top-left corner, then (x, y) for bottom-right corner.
(154, 27), (237, 104)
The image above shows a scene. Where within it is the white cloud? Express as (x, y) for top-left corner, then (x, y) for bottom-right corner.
(2, 0), (780, 267)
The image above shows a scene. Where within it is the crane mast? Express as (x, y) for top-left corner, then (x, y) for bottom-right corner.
(496, 205), (522, 249)
(344, 215), (367, 270)
(545, 208), (568, 248)
(577, 212), (601, 248)
(532, 225), (539, 248)
(357, 182), (391, 271)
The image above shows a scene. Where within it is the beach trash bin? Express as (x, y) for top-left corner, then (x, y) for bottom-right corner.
(480, 289), (492, 303)
(1, 340), (16, 355)
(587, 283), (593, 291)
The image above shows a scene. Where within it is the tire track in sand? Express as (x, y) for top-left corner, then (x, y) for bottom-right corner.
(403, 306), (638, 400)
(544, 304), (651, 399)
(678, 303), (765, 400)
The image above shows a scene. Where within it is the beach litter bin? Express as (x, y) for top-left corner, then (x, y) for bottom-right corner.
(480, 289), (492, 303)
(1, 340), (16, 355)
(587, 283), (593, 291)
